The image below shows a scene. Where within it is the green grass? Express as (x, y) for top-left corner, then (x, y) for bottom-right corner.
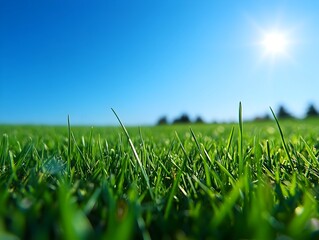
(1, 112), (319, 239)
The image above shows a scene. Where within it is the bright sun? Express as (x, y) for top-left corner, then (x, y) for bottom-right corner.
(251, 20), (298, 65)
(260, 31), (290, 57)
(262, 32), (288, 55)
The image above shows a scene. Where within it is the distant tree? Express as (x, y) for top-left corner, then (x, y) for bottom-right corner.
(157, 116), (168, 125)
(253, 114), (271, 122)
(195, 116), (205, 124)
(277, 105), (294, 119)
(305, 103), (319, 118)
(173, 114), (191, 124)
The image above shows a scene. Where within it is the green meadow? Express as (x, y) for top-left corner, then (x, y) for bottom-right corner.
(1, 110), (319, 239)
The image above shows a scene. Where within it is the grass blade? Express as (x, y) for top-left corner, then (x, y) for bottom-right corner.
(190, 128), (211, 187)
(202, 148), (236, 186)
(111, 108), (153, 199)
(212, 178), (244, 227)
(226, 126), (234, 153)
(238, 102), (244, 175)
(164, 132), (188, 219)
(300, 136), (318, 166)
(67, 115), (71, 173)
(269, 107), (294, 169)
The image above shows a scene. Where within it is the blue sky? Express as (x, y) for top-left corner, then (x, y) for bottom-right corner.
(1, 1), (319, 125)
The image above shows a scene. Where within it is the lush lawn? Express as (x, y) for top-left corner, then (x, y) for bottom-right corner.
(1, 117), (319, 239)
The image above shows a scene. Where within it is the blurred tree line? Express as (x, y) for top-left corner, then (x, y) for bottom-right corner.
(157, 114), (204, 125)
(157, 103), (319, 125)
(271, 103), (319, 120)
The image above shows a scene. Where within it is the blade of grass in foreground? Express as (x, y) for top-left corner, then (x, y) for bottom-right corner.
(0, 134), (9, 169)
(211, 178), (244, 227)
(226, 126), (234, 154)
(300, 136), (318, 166)
(164, 132), (188, 220)
(269, 107), (295, 170)
(103, 185), (137, 240)
(238, 102), (244, 176)
(67, 115), (71, 173)
(190, 128), (211, 187)
(202, 148), (236, 186)
(111, 108), (153, 199)
(59, 183), (92, 240)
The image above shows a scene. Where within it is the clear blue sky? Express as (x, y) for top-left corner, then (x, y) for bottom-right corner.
(1, 1), (319, 125)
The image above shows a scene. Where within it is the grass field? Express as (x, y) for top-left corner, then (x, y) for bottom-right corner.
(1, 111), (319, 239)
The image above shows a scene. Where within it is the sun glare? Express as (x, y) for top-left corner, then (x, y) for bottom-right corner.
(261, 31), (289, 56)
